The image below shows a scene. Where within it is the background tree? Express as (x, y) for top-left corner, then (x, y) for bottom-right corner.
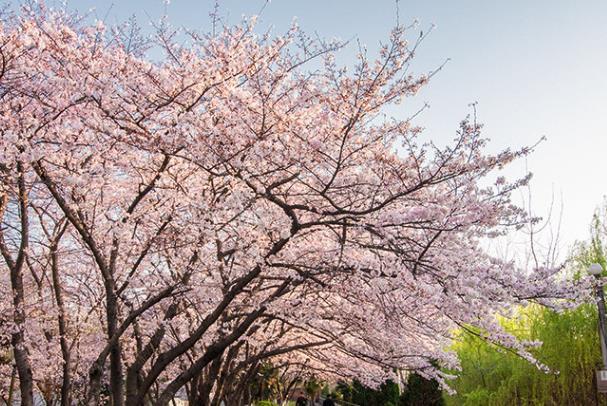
(445, 305), (604, 406)
(445, 202), (607, 405)
(401, 372), (444, 406)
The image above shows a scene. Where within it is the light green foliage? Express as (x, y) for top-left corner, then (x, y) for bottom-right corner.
(445, 201), (607, 405)
(446, 304), (606, 405)
(255, 401), (279, 406)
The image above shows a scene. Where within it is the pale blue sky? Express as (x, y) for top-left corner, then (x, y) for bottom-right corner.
(54, 0), (607, 256)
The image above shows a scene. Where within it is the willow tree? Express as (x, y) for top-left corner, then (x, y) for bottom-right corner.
(446, 203), (607, 406)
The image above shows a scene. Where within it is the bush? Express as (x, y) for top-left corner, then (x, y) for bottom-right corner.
(255, 401), (279, 406)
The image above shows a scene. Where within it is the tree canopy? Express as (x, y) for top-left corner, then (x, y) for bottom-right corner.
(0, 4), (589, 405)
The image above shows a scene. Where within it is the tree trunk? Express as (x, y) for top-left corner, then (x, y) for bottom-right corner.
(51, 225), (71, 406)
(2, 168), (35, 406)
(107, 288), (124, 406)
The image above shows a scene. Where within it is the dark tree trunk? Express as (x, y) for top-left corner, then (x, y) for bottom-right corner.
(50, 223), (71, 406)
(0, 167), (35, 406)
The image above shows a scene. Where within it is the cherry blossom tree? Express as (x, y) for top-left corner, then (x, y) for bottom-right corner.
(0, 4), (590, 405)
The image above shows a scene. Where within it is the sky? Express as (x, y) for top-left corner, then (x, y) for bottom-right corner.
(49, 0), (607, 260)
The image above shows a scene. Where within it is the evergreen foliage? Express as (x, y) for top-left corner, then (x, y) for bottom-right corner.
(335, 374), (443, 406)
